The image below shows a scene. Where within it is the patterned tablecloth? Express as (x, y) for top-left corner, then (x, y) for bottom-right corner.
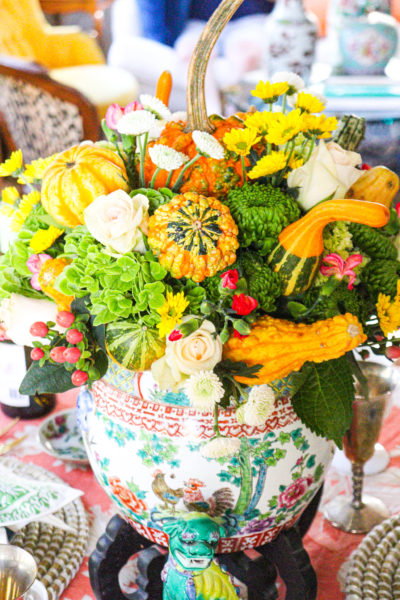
(1, 389), (400, 600)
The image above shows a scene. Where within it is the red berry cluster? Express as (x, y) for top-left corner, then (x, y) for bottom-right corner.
(29, 310), (93, 386)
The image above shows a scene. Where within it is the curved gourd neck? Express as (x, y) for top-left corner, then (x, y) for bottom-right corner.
(186, 0), (245, 133)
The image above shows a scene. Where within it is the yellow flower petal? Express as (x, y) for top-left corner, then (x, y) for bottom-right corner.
(265, 109), (305, 145)
(18, 154), (58, 184)
(295, 92), (325, 114)
(0, 150), (23, 177)
(248, 151), (288, 179)
(376, 281), (400, 336)
(251, 80), (289, 103)
(1, 186), (20, 205)
(223, 128), (261, 156)
(29, 225), (64, 253)
(244, 112), (279, 136)
(157, 291), (189, 337)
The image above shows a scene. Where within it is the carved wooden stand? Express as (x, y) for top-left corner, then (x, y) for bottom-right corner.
(89, 487), (322, 600)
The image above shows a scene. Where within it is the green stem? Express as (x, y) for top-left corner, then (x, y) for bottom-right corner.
(165, 170), (174, 188)
(267, 142), (272, 154)
(268, 102), (273, 112)
(282, 93), (287, 113)
(213, 403), (220, 435)
(172, 153), (200, 192)
(150, 167), (161, 189)
(138, 131), (149, 187)
(347, 351), (369, 401)
(241, 155), (247, 183)
(305, 136), (316, 162)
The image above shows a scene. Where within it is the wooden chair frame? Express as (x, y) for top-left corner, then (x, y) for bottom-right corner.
(0, 54), (101, 155)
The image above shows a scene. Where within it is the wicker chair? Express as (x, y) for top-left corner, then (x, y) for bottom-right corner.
(0, 55), (100, 162)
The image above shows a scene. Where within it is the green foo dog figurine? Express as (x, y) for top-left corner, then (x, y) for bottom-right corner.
(162, 513), (240, 600)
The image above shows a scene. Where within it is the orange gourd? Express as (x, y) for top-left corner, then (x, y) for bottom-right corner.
(155, 71), (173, 106)
(268, 199), (390, 295)
(223, 313), (367, 386)
(41, 144), (129, 227)
(144, 116), (246, 197)
(38, 257), (74, 311)
(345, 166), (400, 209)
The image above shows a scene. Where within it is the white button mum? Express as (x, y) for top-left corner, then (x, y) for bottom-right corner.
(236, 385), (276, 426)
(192, 131), (225, 160)
(271, 72), (305, 95)
(139, 94), (171, 120)
(149, 144), (189, 171)
(201, 436), (241, 459)
(117, 110), (157, 136)
(183, 370), (225, 411)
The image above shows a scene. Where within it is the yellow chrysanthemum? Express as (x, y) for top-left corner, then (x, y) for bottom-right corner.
(0, 205), (15, 217)
(157, 291), (189, 337)
(251, 80), (289, 103)
(303, 114), (338, 139)
(29, 225), (64, 253)
(1, 186), (19, 205)
(9, 191), (41, 232)
(244, 111), (279, 136)
(223, 127), (261, 156)
(288, 156), (304, 170)
(0, 150), (23, 177)
(265, 109), (304, 145)
(295, 92), (325, 114)
(376, 281), (400, 337)
(18, 154), (58, 184)
(248, 151), (288, 179)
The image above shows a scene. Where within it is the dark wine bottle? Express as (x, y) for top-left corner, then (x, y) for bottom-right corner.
(0, 342), (55, 419)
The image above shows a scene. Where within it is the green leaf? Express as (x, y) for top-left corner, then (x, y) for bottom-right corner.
(232, 319), (251, 335)
(20, 362), (74, 394)
(291, 357), (355, 448)
(287, 301), (308, 318)
(217, 359), (262, 379)
(148, 293), (166, 310)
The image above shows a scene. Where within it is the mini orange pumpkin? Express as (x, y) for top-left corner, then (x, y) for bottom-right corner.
(41, 144), (129, 227)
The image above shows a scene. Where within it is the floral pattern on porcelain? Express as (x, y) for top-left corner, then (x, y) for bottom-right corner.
(81, 365), (333, 552)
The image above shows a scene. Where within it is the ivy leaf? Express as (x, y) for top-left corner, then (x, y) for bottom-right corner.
(291, 357), (355, 448)
(216, 359), (262, 379)
(20, 362), (74, 394)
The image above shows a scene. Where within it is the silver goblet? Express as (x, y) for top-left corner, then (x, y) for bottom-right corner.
(324, 362), (396, 534)
(0, 544), (37, 600)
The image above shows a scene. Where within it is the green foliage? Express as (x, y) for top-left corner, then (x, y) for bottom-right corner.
(20, 362), (75, 394)
(59, 227), (170, 326)
(302, 281), (371, 323)
(132, 187), (175, 213)
(291, 356), (355, 447)
(361, 258), (400, 300)
(323, 221), (353, 257)
(348, 223), (397, 260)
(239, 251), (282, 312)
(225, 182), (301, 255)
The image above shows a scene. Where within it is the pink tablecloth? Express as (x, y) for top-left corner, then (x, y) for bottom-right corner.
(2, 391), (400, 600)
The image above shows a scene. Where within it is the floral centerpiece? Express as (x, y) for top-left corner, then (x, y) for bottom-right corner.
(1, 0), (400, 554)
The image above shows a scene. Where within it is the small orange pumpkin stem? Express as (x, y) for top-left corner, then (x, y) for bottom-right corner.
(155, 71), (173, 107)
(279, 199), (390, 258)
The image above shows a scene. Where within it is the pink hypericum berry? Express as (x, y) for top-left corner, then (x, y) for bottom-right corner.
(30, 347), (45, 360)
(64, 347), (82, 364)
(66, 329), (84, 344)
(168, 329), (183, 342)
(29, 321), (48, 337)
(71, 370), (88, 386)
(56, 311), (75, 328)
(50, 346), (67, 363)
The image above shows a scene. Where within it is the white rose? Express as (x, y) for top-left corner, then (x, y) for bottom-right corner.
(288, 140), (363, 211)
(84, 190), (149, 255)
(151, 319), (222, 392)
(0, 294), (61, 347)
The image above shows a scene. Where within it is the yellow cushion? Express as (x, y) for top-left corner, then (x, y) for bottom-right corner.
(49, 65), (139, 120)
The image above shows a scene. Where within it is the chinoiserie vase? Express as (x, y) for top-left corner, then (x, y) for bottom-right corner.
(327, 0), (397, 74)
(79, 361), (333, 553)
(263, 0), (318, 82)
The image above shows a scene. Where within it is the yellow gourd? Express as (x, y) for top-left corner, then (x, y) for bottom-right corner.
(345, 166), (400, 209)
(223, 313), (366, 386)
(147, 192), (239, 282)
(41, 144), (129, 227)
(38, 257), (74, 311)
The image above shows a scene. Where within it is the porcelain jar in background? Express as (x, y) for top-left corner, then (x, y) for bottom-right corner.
(79, 361), (333, 553)
(263, 0), (318, 82)
(338, 11), (398, 75)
